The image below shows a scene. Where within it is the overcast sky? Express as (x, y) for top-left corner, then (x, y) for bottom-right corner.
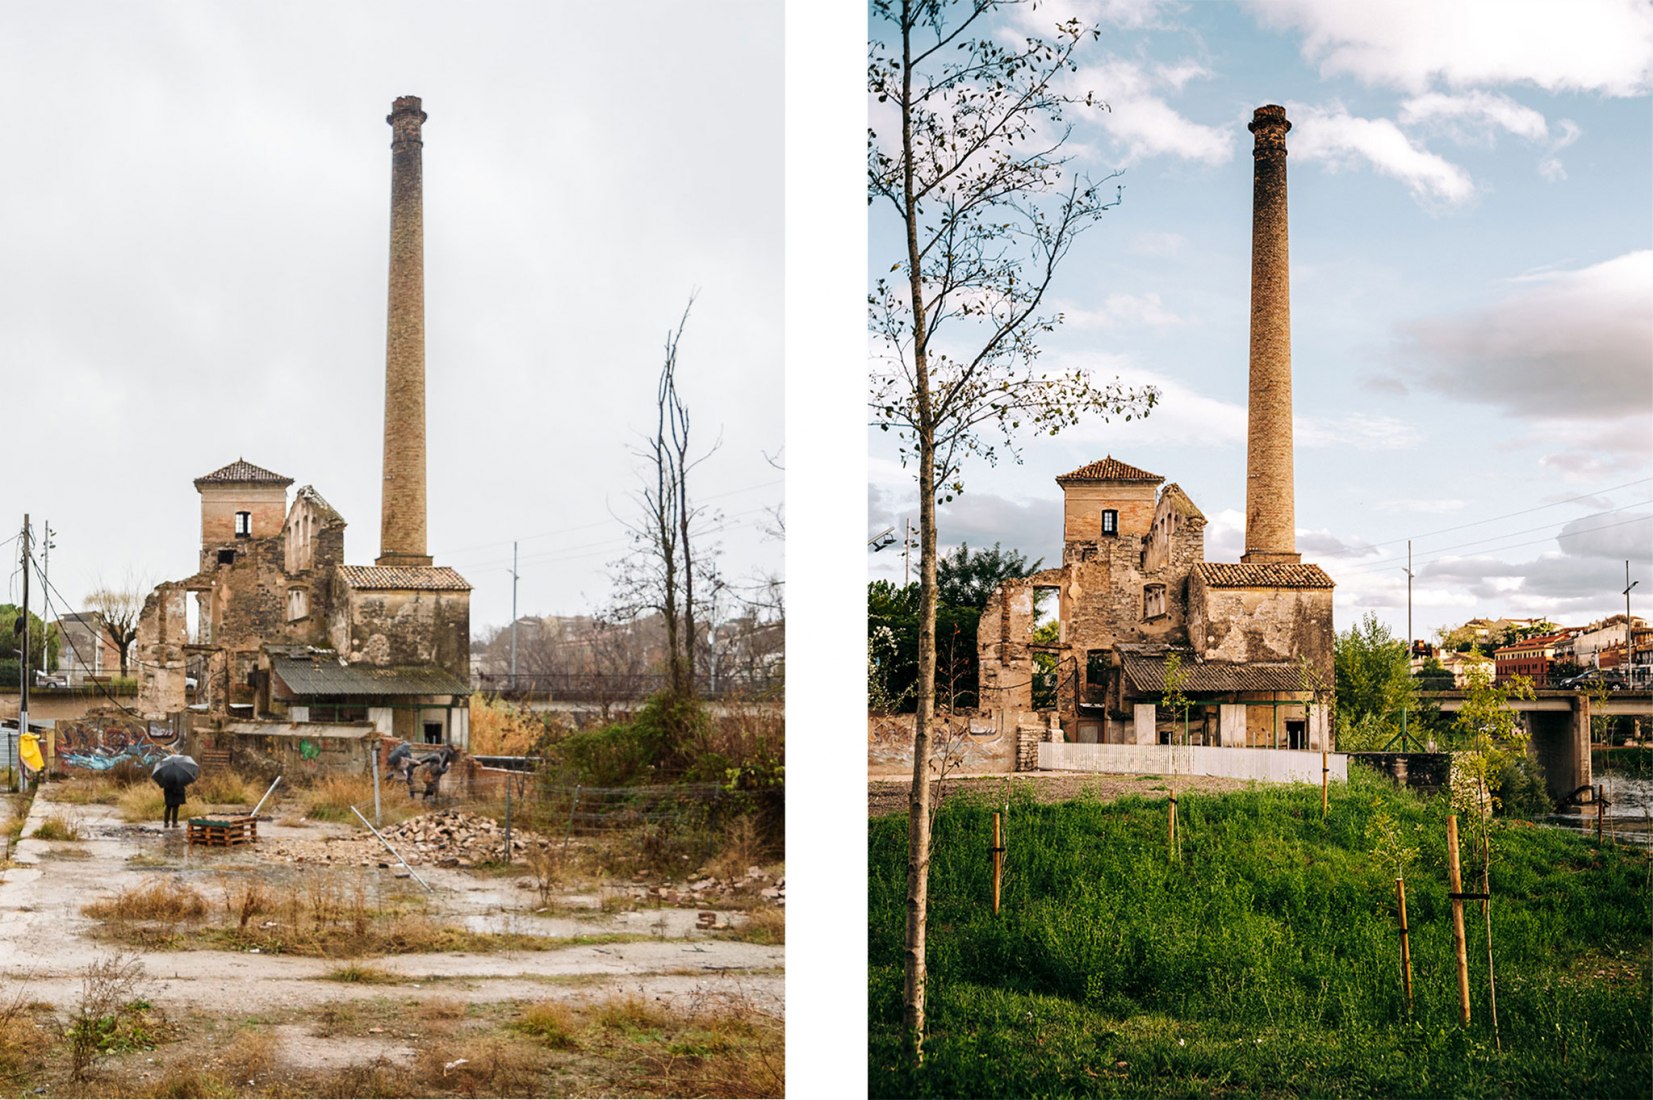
(869, 0), (1653, 644)
(0, 1), (783, 635)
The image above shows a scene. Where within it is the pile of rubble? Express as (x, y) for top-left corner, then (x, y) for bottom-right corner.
(627, 865), (785, 908)
(381, 810), (550, 867)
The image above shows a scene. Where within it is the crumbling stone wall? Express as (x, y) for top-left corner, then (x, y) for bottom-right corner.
(1189, 577), (1334, 678)
(135, 584), (188, 719)
(333, 584), (470, 681)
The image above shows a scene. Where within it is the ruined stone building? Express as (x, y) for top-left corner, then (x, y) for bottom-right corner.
(976, 106), (1335, 755)
(136, 96), (472, 753)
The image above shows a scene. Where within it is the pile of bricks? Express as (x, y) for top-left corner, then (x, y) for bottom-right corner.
(382, 810), (550, 867)
(627, 866), (785, 908)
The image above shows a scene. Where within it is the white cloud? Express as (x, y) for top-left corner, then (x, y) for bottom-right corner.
(1058, 291), (1187, 329)
(1287, 102), (1475, 206)
(1295, 414), (1422, 450)
(1398, 91), (1549, 143)
(1246, 0), (1653, 96)
(1375, 498), (1469, 515)
(1406, 250), (1653, 420)
(1066, 59), (1231, 165)
(1128, 231), (1188, 256)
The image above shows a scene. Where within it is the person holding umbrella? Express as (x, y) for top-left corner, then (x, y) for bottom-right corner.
(152, 753), (200, 829)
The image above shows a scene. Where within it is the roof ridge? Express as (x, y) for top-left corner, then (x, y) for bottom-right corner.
(1056, 455), (1163, 483)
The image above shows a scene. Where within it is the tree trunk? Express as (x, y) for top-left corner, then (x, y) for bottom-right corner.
(900, 0), (935, 1062)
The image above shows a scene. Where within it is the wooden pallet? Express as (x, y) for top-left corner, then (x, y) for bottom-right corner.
(187, 815), (257, 847)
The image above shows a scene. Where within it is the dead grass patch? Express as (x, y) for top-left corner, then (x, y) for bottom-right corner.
(115, 785), (166, 823)
(193, 770), (261, 807)
(84, 881), (209, 924)
(48, 775), (124, 804)
(511, 1000), (580, 1049)
(726, 905), (785, 945)
(324, 963), (400, 984)
(32, 813), (83, 841)
(217, 1024), (280, 1082)
(298, 774), (422, 826)
(415, 997), (467, 1023)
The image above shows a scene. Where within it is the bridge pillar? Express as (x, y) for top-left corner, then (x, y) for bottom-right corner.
(1528, 698), (1593, 802)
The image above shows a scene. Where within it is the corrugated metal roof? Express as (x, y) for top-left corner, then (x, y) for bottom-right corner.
(194, 458), (292, 486)
(270, 656), (469, 698)
(1056, 456), (1162, 483)
(1194, 562), (1335, 589)
(1121, 653), (1310, 694)
(337, 565), (471, 591)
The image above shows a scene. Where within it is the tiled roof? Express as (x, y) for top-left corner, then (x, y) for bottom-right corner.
(1056, 456), (1162, 484)
(269, 655), (470, 698)
(1121, 652), (1313, 694)
(1158, 482), (1205, 521)
(337, 565), (472, 591)
(1194, 562), (1335, 589)
(194, 458), (292, 486)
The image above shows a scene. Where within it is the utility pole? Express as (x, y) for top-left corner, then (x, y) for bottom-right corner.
(17, 516), (30, 793)
(1625, 560), (1639, 683)
(508, 541), (519, 691)
(39, 522), (55, 670)
(1398, 540), (1415, 750)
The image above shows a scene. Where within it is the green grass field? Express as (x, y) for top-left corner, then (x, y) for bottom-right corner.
(869, 768), (1651, 1097)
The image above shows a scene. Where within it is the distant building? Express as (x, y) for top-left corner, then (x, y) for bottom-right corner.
(1493, 629), (1572, 687)
(52, 611), (120, 685)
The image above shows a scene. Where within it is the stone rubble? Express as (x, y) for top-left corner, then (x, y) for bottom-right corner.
(624, 865), (786, 908)
(380, 809), (551, 867)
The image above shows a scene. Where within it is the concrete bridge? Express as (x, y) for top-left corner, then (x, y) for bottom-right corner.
(1421, 689), (1652, 803)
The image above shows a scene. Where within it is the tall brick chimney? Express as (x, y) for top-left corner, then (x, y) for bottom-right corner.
(1241, 104), (1300, 565)
(377, 95), (433, 568)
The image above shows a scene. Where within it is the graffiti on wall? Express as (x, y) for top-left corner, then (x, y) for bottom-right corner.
(56, 714), (180, 771)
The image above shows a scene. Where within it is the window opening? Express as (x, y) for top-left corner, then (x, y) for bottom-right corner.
(1101, 509), (1118, 536)
(423, 721), (444, 745)
(235, 511), (252, 538)
(217, 549), (236, 565)
(1085, 649), (1108, 685)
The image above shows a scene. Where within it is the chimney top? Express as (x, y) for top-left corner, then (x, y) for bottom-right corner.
(387, 96), (427, 146)
(1248, 104), (1290, 137)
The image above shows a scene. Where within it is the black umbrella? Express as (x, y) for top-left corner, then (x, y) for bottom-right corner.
(152, 755), (200, 787)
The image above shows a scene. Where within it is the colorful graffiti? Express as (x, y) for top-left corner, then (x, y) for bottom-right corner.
(56, 715), (180, 771)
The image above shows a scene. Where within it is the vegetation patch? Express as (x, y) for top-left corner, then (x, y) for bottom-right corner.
(869, 769), (1652, 1097)
(32, 814), (83, 841)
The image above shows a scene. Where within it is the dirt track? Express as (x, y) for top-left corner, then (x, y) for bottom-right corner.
(868, 771), (1255, 818)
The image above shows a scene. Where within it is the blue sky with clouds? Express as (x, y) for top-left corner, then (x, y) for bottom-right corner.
(869, 0), (1653, 643)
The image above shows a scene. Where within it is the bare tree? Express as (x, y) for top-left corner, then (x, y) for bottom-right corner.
(84, 577), (147, 678)
(613, 296), (721, 706)
(869, 0), (1159, 1060)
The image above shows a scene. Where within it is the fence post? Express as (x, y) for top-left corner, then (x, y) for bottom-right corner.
(991, 812), (1003, 915)
(503, 776), (513, 863)
(1167, 786), (1178, 861)
(1321, 746), (1329, 819)
(562, 784), (582, 857)
(1446, 814), (1471, 1023)
(371, 738), (381, 827)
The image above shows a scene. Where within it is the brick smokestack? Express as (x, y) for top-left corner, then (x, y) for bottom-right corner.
(377, 95), (433, 567)
(1241, 104), (1301, 565)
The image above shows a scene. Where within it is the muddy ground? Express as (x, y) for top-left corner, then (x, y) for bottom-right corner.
(0, 780), (782, 1090)
(867, 771), (1255, 817)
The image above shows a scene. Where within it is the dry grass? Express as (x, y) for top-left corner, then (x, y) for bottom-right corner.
(297, 773), (422, 826)
(48, 775), (124, 804)
(115, 785), (166, 823)
(32, 813), (83, 841)
(84, 881), (209, 924)
(728, 906), (785, 945)
(415, 998), (468, 1023)
(217, 1025), (280, 1082)
(323, 963), (399, 984)
(469, 694), (544, 755)
(193, 770), (261, 807)
(511, 1001), (580, 1049)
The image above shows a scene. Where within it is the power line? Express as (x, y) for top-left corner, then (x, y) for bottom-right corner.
(1365, 477), (1653, 549)
(1332, 513), (1653, 581)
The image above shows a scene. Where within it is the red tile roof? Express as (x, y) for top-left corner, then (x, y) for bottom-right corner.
(1056, 456), (1163, 483)
(194, 458), (292, 486)
(337, 565), (472, 591)
(1194, 562), (1335, 589)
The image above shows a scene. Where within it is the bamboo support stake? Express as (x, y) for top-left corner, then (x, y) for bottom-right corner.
(1395, 877), (1413, 1008)
(1167, 787), (1178, 861)
(991, 812), (1003, 915)
(1320, 746), (1329, 819)
(1446, 814), (1471, 1023)
(1596, 784), (1605, 843)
